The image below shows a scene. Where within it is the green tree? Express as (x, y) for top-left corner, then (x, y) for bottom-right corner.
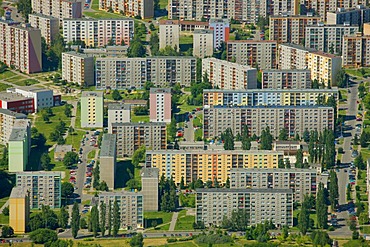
(127, 40), (146, 57)
(316, 183), (328, 229)
(180, 176), (185, 189)
(71, 202), (80, 238)
(221, 209), (249, 231)
(359, 83), (366, 99)
(29, 229), (57, 244)
(222, 128), (235, 150)
(311, 230), (331, 246)
(58, 206), (69, 229)
(295, 149), (304, 168)
(279, 128), (288, 141)
(260, 126), (273, 150)
(336, 69), (348, 88)
(93, 163), (100, 189)
(63, 151), (79, 168)
(2, 206), (8, 216)
(285, 158), (291, 169)
(17, 0), (32, 21)
(354, 154), (365, 170)
(329, 170), (339, 210)
(347, 184), (352, 201)
(298, 195), (311, 235)
(303, 129), (310, 143)
(41, 153), (52, 171)
(91, 206), (100, 237)
(130, 233), (144, 247)
(64, 104), (72, 117)
(149, 33), (159, 55)
(61, 182), (74, 198)
(167, 117), (177, 142)
(132, 145), (146, 167)
(241, 125), (251, 150)
(225, 177), (230, 188)
(112, 89), (122, 101)
(354, 134), (359, 145)
(1, 225), (14, 238)
(360, 132), (369, 148)
(100, 201), (107, 237)
(278, 159), (285, 168)
(113, 200), (120, 237)
(108, 200), (112, 236)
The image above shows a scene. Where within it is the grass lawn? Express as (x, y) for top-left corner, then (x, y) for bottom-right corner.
(175, 214), (195, 230)
(49, 149), (70, 182)
(84, 0), (123, 18)
(88, 149), (96, 159)
(193, 114), (203, 127)
(360, 226), (370, 234)
(338, 109), (347, 116)
(339, 89), (348, 102)
(180, 35), (193, 45)
(0, 70), (16, 80)
(0, 82), (11, 91)
(159, 0), (168, 9)
(0, 197), (8, 208)
(159, 242), (198, 247)
(65, 130), (85, 150)
(0, 214), (9, 225)
(75, 102), (81, 129)
(144, 211), (173, 229)
(131, 114), (149, 123)
(12, 79), (40, 86)
(344, 68), (370, 78)
(177, 94), (201, 114)
(4, 75), (26, 83)
(361, 149), (370, 160)
(194, 128), (202, 141)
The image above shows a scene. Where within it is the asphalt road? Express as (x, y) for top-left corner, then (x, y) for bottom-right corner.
(183, 116), (194, 142)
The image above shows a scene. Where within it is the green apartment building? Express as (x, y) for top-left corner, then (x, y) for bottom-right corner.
(81, 91), (104, 128)
(8, 119), (31, 173)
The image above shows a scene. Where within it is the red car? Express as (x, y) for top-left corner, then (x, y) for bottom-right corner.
(86, 172), (92, 177)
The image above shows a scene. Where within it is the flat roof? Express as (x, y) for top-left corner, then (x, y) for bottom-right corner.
(112, 122), (166, 127)
(203, 88), (338, 93)
(0, 109), (26, 118)
(147, 150), (283, 155)
(99, 191), (142, 197)
(63, 51), (93, 58)
(209, 105), (334, 109)
(280, 43), (316, 52)
(230, 168), (316, 173)
(149, 88), (171, 94)
(13, 119), (30, 129)
(29, 13), (58, 20)
(16, 171), (61, 176)
(196, 188), (293, 193)
(141, 168), (159, 178)
(81, 91), (104, 97)
(227, 40), (277, 44)
(13, 86), (52, 93)
(64, 17), (133, 21)
(100, 134), (116, 157)
(108, 103), (131, 110)
(9, 128), (27, 141)
(275, 141), (300, 145)
(0, 92), (29, 102)
(310, 50), (341, 59)
(55, 145), (72, 153)
(262, 69), (310, 73)
(10, 186), (27, 198)
(180, 20), (208, 26)
(194, 29), (213, 34)
(159, 20), (180, 25)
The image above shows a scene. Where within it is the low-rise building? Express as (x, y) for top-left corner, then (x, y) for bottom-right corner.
(62, 52), (94, 86)
(8, 119), (31, 173)
(98, 191), (143, 230)
(179, 20), (209, 31)
(16, 171), (62, 209)
(107, 103), (131, 133)
(9, 187), (30, 234)
(141, 168), (159, 211)
(193, 29), (214, 58)
(81, 91), (104, 128)
(0, 109), (27, 145)
(262, 70), (311, 89)
(54, 145), (72, 161)
(100, 134), (117, 190)
(149, 88), (171, 123)
(196, 188), (293, 227)
(0, 92), (35, 114)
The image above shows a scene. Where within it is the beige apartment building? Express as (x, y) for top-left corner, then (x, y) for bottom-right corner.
(202, 58), (257, 90)
(107, 103), (131, 133)
(0, 19), (42, 74)
(342, 34), (370, 67)
(99, 0), (154, 19)
(98, 191), (143, 230)
(29, 13), (59, 45)
(159, 20), (180, 51)
(193, 29), (214, 58)
(196, 188), (293, 227)
(305, 23), (359, 54)
(145, 150), (284, 185)
(100, 134), (117, 190)
(80, 91), (104, 128)
(141, 168), (159, 211)
(112, 122), (167, 157)
(262, 70), (311, 89)
(0, 109), (27, 145)
(31, 0), (82, 23)
(226, 40), (278, 70)
(62, 52), (94, 86)
(203, 106), (334, 139)
(269, 14), (321, 45)
(9, 187), (30, 234)
(63, 18), (134, 47)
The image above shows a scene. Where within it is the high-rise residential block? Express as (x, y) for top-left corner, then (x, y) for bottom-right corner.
(327, 5), (370, 25)
(112, 122), (167, 157)
(95, 57), (196, 89)
(145, 150), (284, 185)
(9, 187), (30, 234)
(262, 70), (311, 89)
(196, 188), (293, 227)
(209, 19), (229, 49)
(271, 0), (300, 16)
(159, 20), (180, 51)
(203, 88), (339, 108)
(98, 191), (143, 230)
(107, 103), (131, 134)
(0, 19), (42, 74)
(99, 0), (154, 19)
(8, 119), (31, 173)
(202, 58), (257, 90)
(81, 91), (104, 128)
(230, 168), (317, 202)
(100, 134), (117, 190)
(63, 18), (134, 47)
(342, 34), (370, 67)
(149, 88), (171, 123)
(0, 109), (27, 145)
(62, 52), (94, 86)
(31, 0), (82, 23)
(29, 13), (59, 44)
(226, 40), (278, 70)
(269, 14), (321, 44)
(193, 29), (214, 58)
(203, 106), (334, 139)
(305, 23), (359, 54)
(16, 171), (62, 209)
(141, 168), (159, 211)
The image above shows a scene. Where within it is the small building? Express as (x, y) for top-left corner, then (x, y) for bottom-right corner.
(9, 187), (30, 234)
(141, 168), (159, 211)
(100, 134), (117, 190)
(54, 145), (72, 161)
(0, 92), (34, 114)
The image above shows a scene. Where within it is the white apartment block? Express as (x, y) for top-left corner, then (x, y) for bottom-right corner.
(99, 0), (154, 19)
(226, 40), (278, 70)
(209, 18), (229, 49)
(0, 109), (27, 145)
(29, 13), (59, 45)
(305, 23), (359, 54)
(159, 20), (180, 51)
(7, 86), (55, 112)
(0, 19), (42, 74)
(95, 57), (197, 89)
(31, 0), (82, 24)
(262, 70), (312, 89)
(193, 29), (214, 58)
(202, 58), (257, 90)
(342, 34), (370, 67)
(63, 18), (134, 47)
(107, 103), (131, 133)
(62, 52), (94, 86)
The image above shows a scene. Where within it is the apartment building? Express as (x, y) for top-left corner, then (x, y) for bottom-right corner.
(63, 18), (134, 47)
(0, 109), (27, 145)
(149, 88), (171, 123)
(29, 13), (59, 45)
(99, 0), (153, 19)
(8, 119), (31, 173)
(209, 19), (229, 49)
(203, 88), (339, 107)
(269, 14), (321, 44)
(16, 171), (62, 209)
(202, 58), (257, 90)
(112, 122), (167, 157)
(0, 19), (42, 74)
(9, 187), (30, 234)
(159, 20), (180, 51)
(262, 70), (311, 89)
(141, 168), (159, 211)
(100, 134), (117, 190)
(95, 57), (196, 89)
(305, 23), (359, 54)
(62, 52), (94, 86)
(193, 29), (214, 58)
(278, 43), (342, 86)
(226, 40), (277, 70)
(342, 34), (370, 67)
(107, 103), (131, 133)
(271, 0), (300, 15)
(81, 91), (104, 128)
(179, 20), (209, 31)
(203, 106), (334, 139)
(31, 0), (82, 23)
(196, 188), (293, 227)
(98, 191), (143, 230)
(230, 168), (317, 202)
(145, 150), (284, 185)
(327, 5), (370, 25)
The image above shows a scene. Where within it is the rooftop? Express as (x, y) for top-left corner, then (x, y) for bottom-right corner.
(196, 188), (293, 193)
(310, 50), (342, 59)
(280, 43), (316, 52)
(209, 18), (229, 24)
(10, 86), (53, 93)
(16, 171), (62, 177)
(230, 168), (316, 173)
(99, 191), (142, 197)
(81, 91), (104, 97)
(122, 99), (147, 105)
(146, 150), (283, 155)
(262, 69), (310, 73)
(108, 103), (131, 110)
(209, 105), (334, 110)
(0, 109), (27, 118)
(141, 168), (159, 178)
(112, 122), (166, 127)
(203, 88), (338, 93)
(9, 127), (27, 141)
(63, 17), (133, 21)
(227, 40), (277, 44)
(10, 186), (27, 198)
(63, 51), (93, 58)
(159, 19), (180, 25)
(0, 92), (29, 102)
(55, 145), (72, 153)
(194, 29), (213, 34)
(149, 88), (171, 94)
(100, 134), (116, 157)
(13, 119), (30, 129)
(179, 20), (209, 26)
(29, 13), (58, 20)
(275, 141), (300, 145)
(203, 57), (256, 70)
